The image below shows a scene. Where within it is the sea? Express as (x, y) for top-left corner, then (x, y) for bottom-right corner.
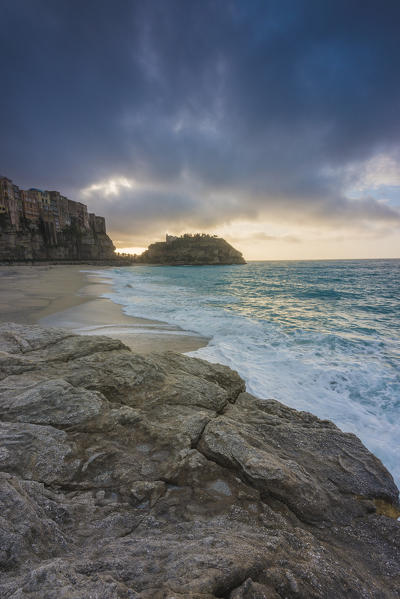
(95, 260), (400, 487)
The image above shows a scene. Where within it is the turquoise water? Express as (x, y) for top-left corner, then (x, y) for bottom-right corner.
(97, 260), (400, 486)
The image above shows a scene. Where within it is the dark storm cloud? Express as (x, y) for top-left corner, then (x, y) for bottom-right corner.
(1, 0), (400, 236)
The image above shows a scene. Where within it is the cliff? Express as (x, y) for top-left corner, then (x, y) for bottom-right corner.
(0, 323), (399, 598)
(138, 234), (246, 265)
(0, 215), (115, 262)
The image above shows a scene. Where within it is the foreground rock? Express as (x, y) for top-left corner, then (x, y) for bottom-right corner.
(0, 323), (399, 598)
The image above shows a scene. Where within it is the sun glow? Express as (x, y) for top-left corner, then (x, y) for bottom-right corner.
(116, 246), (147, 256)
(81, 176), (134, 197)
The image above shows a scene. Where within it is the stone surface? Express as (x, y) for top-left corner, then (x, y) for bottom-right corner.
(0, 322), (399, 598)
(0, 216), (115, 261)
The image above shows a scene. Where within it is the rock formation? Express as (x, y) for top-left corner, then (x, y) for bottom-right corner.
(0, 217), (115, 262)
(0, 176), (116, 262)
(0, 323), (399, 598)
(138, 234), (246, 265)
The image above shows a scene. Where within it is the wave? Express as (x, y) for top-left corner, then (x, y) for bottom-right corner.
(91, 263), (400, 487)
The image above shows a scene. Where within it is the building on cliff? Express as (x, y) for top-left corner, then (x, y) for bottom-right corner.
(49, 191), (71, 231)
(0, 175), (115, 261)
(165, 233), (178, 243)
(138, 233), (246, 265)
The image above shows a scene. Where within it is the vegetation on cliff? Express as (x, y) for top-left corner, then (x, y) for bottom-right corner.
(138, 233), (246, 265)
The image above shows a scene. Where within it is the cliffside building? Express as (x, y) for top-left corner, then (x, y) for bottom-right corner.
(0, 176), (103, 237)
(0, 175), (115, 261)
(89, 213), (106, 234)
(166, 234), (178, 243)
(21, 189), (40, 222)
(49, 191), (71, 231)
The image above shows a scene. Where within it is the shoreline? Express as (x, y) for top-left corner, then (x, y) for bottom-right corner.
(0, 264), (92, 324)
(0, 264), (208, 354)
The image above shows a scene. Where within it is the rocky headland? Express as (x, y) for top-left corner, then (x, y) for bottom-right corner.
(0, 323), (399, 598)
(0, 219), (116, 263)
(0, 176), (117, 263)
(137, 234), (246, 265)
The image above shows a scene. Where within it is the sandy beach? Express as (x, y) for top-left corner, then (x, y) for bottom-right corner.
(0, 265), (208, 353)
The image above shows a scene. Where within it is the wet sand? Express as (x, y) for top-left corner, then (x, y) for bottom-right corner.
(0, 265), (208, 353)
(0, 265), (91, 324)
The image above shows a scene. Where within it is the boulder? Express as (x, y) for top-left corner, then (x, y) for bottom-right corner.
(0, 323), (399, 598)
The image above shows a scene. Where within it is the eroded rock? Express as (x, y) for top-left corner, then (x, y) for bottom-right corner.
(0, 323), (398, 598)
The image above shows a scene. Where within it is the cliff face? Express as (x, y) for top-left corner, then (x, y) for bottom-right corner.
(0, 323), (399, 598)
(0, 215), (115, 261)
(138, 234), (246, 265)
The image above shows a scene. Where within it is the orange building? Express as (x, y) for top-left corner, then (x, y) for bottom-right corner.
(1, 176), (93, 235)
(28, 188), (51, 215)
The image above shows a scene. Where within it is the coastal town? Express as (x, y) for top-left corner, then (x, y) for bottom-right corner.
(0, 176), (246, 264)
(0, 175), (107, 242)
(0, 175), (116, 262)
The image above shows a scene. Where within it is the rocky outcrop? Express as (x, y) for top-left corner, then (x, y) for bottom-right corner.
(0, 323), (399, 598)
(138, 234), (246, 264)
(0, 217), (115, 262)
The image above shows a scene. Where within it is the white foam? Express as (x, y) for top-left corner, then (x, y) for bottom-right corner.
(95, 265), (400, 488)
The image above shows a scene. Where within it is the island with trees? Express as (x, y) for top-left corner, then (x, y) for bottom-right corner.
(137, 233), (246, 265)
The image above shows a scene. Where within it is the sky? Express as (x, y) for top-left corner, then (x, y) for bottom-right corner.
(0, 0), (399, 259)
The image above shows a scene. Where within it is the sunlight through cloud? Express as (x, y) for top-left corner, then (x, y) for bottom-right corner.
(81, 176), (134, 197)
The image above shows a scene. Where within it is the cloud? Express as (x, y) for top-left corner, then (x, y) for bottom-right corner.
(251, 233), (302, 243)
(350, 153), (400, 191)
(0, 0), (400, 245)
(81, 177), (134, 198)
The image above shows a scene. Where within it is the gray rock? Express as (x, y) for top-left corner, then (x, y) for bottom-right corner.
(0, 323), (398, 598)
(198, 392), (399, 523)
(0, 378), (105, 426)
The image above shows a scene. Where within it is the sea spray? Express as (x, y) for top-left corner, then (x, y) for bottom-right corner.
(92, 260), (400, 486)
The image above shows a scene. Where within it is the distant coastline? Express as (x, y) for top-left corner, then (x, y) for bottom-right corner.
(1, 181), (246, 265)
